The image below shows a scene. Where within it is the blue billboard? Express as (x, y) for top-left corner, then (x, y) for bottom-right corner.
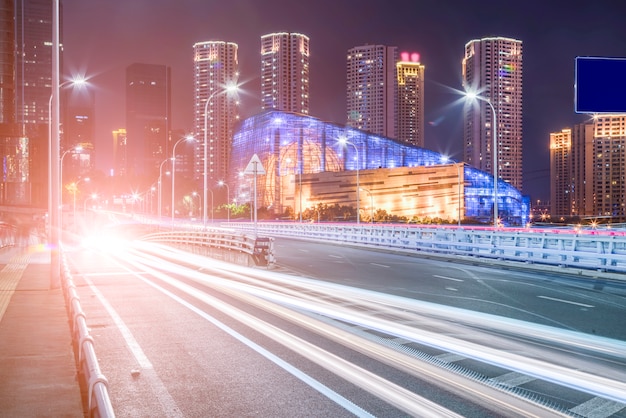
(575, 57), (626, 114)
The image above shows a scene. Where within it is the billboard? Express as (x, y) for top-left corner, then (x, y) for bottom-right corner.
(575, 56), (626, 114)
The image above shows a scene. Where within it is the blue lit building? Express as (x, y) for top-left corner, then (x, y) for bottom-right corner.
(230, 110), (529, 225)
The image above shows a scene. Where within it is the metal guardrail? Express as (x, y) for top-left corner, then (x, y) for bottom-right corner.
(140, 229), (276, 267)
(226, 222), (626, 277)
(61, 250), (115, 418)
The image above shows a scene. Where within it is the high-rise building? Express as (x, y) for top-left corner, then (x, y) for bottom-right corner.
(63, 103), (95, 179)
(193, 41), (239, 184)
(112, 128), (127, 177)
(14, 0), (56, 133)
(125, 63), (171, 180)
(570, 123), (594, 216)
(346, 44), (397, 138)
(592, 115), (626, 220)
(549, 128), (572, 217)
(260, 32), (310, 115)
(462, 37), (523, 191)
(1, 0), (16, 124)
(396, 52), (425, 147)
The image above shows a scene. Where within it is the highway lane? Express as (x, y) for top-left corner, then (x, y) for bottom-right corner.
(60, 213), (626, 417)
(272, 237), (626, 341)
(66, 240), (514, 417)
(62, 237), (589, 417)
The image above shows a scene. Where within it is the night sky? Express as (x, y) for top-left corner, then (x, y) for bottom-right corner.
(61, 0), (626, 202)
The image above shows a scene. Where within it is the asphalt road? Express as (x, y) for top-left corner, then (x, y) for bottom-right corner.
(61, 233), (626, 417)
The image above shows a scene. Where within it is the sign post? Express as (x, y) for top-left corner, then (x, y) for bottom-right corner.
(244, 154), (265, 236)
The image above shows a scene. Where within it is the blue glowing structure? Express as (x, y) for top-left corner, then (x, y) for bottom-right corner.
(230, 110), (529, 225)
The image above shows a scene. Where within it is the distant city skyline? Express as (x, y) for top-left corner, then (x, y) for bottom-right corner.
(61, 0), (626, 202)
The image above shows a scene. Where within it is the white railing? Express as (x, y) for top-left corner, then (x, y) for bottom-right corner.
(225, 222), (626, 277)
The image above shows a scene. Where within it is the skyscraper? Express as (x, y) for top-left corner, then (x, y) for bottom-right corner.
(549, 128), (572, 217)
(260, 32), (309, 114)
(0, 0), (15, 124)
(346, 44), (397, 138)
(125, 63), (171, 180)
(193, 41), (239, 184)
(14, 0), (56, 132)
(396, 52), (425, 147)
(592, 115), (626, 219)
(462, 37), (523, 191)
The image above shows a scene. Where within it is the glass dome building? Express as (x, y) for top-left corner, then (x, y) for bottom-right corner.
(230, 110), (529, 225)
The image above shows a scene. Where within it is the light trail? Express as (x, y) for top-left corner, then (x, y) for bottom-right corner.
(90, 239), (626, 411)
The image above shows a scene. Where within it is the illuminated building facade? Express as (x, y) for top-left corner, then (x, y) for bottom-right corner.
(231, 110), (529, 225)
(125, 63), (171, 180)
(396, 53), (425, 147)
(261, 32), (310, 114)
(14, 0), (56, 133)
(549, 128), (572, 217)
(193, 41), (239, 184)
(346, 44), (397, 138)
(463, 37), (523, 191)
(571, 123), (594, 216)
(593, 115), (626, 219)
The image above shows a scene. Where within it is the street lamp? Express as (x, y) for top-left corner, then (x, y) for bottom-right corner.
(338, 137), (360, 224)
(466, 91), (498, 228)
(84, 193), (98, 212)
(192, 191), (202, 218)
(71, 177), (89, 224)
(360, 188), (374, 223)
(158, 158), (171, 220)
(60, 145), (82, 210)
(203, 83), (238, 228)
(171, 135), (195, 225)
(218, 180), (230, 222)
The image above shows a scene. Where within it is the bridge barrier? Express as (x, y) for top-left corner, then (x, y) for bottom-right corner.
(225, 222), (626, 278)
(140, 228), (276, 268)
(61, 249), (115, 418)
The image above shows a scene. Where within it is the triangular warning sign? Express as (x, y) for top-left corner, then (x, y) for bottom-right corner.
(244, 154), (266, 175)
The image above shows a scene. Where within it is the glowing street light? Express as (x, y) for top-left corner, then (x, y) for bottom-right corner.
(203, 83), (239, 227)
(337, 136), (360, 224)
(158, 158), (171, 220)
(84, 193), (98, 212)
(192, 191), (202, 218)
(465, 91), (499, 228)
(218, 180), (230, 222)
(171, 135), (195, 225)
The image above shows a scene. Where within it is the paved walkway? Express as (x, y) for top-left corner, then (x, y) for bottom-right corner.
(0, 245), (84, 417)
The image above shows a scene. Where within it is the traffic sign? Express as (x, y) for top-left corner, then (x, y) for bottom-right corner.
(244, 154), (266, 175)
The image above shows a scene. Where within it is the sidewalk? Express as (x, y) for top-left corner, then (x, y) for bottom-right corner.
(0, 245), (84, 417)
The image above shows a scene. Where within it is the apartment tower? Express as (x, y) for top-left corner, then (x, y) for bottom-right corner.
(346, 44), (397, 138)
(592, 115), (626, 219)
(261, 32), (310, 114)
(125, 63), (171, 180)
(396, 52), (425, 147)
(193, 41), (239, 183)
(549, 128), (572, 217)
(462, 37), (523, 191)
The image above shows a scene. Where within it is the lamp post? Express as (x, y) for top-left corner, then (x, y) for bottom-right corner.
(466, 91), (498, 228)
(171, 135), (195, 226)
(192, 191), (202, 219)
(49, 72), (85, 287)
(84, 193), (98, 212)
(158, 158), (170, 220)
(60, 145), (82, 211)
(360, 188), (374, 223)
(338, 137), (360, 224)
(218, 180), (230, 222)
(207, 188), (214, 223)
(203, 84), (238, 228)
(71, 177), (89, 224)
